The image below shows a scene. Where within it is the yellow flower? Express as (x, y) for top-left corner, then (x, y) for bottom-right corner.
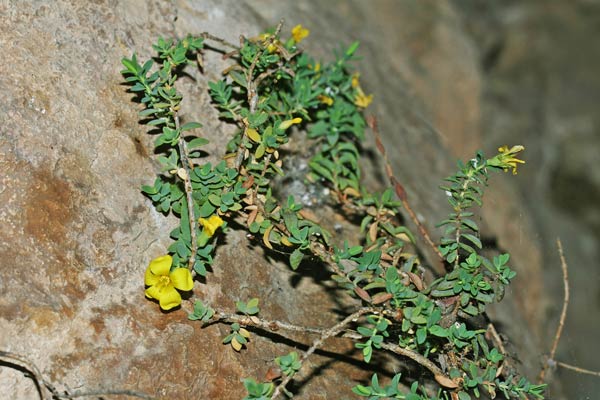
(317, 95), (334, 106)
(278, 117), (302, 130)
(259, 33), (279, 53)
(200, 214), (224, 237)
(351, 73), (360, 88)
(488, 145), (526, 175)
(291, 24), (310, 43)
(351, 73), (373, 108)
(144, 255), (193, 311)
(354, 90), (373, 108)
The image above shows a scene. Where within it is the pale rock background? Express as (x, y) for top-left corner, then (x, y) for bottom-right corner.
(1, 0), (598, 399)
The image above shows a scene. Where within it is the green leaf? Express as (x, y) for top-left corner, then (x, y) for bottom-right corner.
(254, 144), (265, 159)
(461, 233), (482, 249)
(229, 70), (247, 87)
(235, 300), (247, 314)
(461, 218), (479, 232)
(349, 245), (363, 256)
(309, 160), (334, 182)
(148, 117), (169, 126)
(246, 297), (259, 310)
(208, 193), (221, 206)
(429, 325), (449, 338)
(181, 121), (203, 131)
(416, 327), (427, 344)
(193, 260), (207, 276)
(351, 385), (372, 396)
(139, 108), (159, 117)
(121, 55), (140, 74)
(289, 248), (304, 270)
(357, 326), (374, 337)
(187, 137), (210, 149)
(458, 391), (471, 400)
(198, 201), (216, 218)
(141, 184), (158, 195)
(346, 41), (360, 56)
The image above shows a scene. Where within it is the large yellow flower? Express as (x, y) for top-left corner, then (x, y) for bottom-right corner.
(144, 255), (193, 311)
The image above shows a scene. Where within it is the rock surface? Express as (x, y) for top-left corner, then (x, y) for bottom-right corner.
(1, 1), (596, 399)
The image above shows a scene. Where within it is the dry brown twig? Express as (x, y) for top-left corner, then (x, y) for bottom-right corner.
(538, 238), (570, 383)
(201, 300), (459, 396)
(538, 238), (600, 382)
(0, 350), (53, 400)
(174, 111), (199, 274)
(366, 115), (446, 275)
(269, 307), (374, 399)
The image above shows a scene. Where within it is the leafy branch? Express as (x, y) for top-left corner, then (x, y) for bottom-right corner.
(121, 21), (557, 400)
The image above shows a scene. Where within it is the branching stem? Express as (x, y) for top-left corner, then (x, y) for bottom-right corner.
(539, 238), (570, 383)
(212, 311), (325, 334)
(199, 32), (239, 49)
(270, 307), (375, 399)
(0, 350), (159, 400)
(174, 111), (198, 273)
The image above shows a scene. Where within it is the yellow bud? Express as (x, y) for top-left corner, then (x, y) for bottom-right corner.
(351, 73), (360, 88)
(318, 95), (334, 106)
(278, 117), (302, 130)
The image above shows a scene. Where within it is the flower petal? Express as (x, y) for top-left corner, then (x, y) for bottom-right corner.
(200, 215), (224, 237)
(149, 255), (172, 276)
(158, 286), (182, 310)
(144, 266), (160, 286)
(170, 268), (194, 291)
(145, 285), (161, 300)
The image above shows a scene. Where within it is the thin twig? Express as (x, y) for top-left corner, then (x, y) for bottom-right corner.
(234, 20), (285, 171)
(366, 115), (445, 275)
(339, 332), (447, 379)
(210, 309), (456, 389)
(549, 238), (569, 363)
(309, 241), (365, 299)
(539, 238), (569, 383)
(199, 32), (239, 49)
(555, 362), (600, 377)
(270, 307), (374, 399)
(486, 323), (507, 356)
(56, 389), (159, 399)
(212, 311), (325, 335)
(0, 350), (159, 400)
(174, 112), (199, 274)
(247, 19), (284, 88)
(0, 350), (52, 400)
